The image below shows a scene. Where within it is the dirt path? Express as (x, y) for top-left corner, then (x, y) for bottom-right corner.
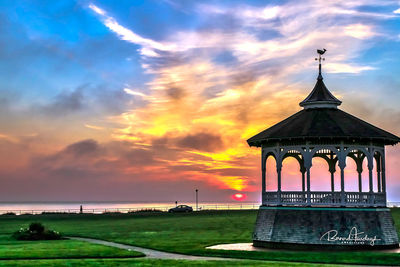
(69, 237), (236, 260)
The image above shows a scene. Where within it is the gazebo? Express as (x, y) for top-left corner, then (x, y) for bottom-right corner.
(247, 50), (400, 249)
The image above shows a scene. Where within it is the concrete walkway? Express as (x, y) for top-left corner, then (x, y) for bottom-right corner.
(69, 237), (363, 266)
(69, 237), (235, 260)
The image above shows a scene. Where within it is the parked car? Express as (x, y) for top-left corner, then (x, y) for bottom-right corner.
(168, 205), (193, 213)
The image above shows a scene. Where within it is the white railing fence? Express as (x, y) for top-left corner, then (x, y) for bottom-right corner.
(263, 191), (387, 207)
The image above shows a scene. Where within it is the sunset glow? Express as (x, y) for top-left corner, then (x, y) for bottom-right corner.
(232, 193), (247, 201)
(0, 1), (399, 202)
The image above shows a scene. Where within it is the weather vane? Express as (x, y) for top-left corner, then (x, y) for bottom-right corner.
(315, 48), (326, 78)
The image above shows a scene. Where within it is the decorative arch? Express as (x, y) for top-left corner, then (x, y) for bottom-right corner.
(346, 150), (367, 192)
(282, 152), (306, 172)
(344, 146), (376, 193)
(374, 150), (383, 193)
(343, 146), (372, 168)
(261, 148), (279, 193)
(309, 146), (340, 159)
(259, 144), (387, 207)
(280, 149), (307, 192)
(310, 148), (339, 192)
(280, 147), (307, 162)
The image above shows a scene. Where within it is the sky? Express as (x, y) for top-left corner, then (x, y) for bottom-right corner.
(1, 0), (400, 203)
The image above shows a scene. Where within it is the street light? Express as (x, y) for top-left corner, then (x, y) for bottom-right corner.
(195, 189), (198, 211)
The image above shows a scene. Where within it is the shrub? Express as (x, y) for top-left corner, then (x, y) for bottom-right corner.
(12, 222), (62, 241)
(1, 212), (16, 216)
(129, 208), (164, 213)
(41, 211), (69, 215)
(29, 222), (45, 233)
(102, 211), (122, 215)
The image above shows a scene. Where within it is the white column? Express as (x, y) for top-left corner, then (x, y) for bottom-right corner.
(356, 153), (363, 193)
(382, 150), (386, 193)
(261, 149), (266, 193)
(340, 167), (345, 206)
(304, 147), (312, 206)
(357, 159), (362, 193)
(367, 147), (374, 206)
(339, 144), (346, 206)
(306, 168), (311, 206)
(376, 155), (381, 193)
(368, 158), (374, 193)
(368, 165), (373, 205)
(328, 153), (335, 193)
(277, 162), (282, 205)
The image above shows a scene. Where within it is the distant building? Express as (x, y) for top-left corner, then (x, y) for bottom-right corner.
(247, 50), (400, 249)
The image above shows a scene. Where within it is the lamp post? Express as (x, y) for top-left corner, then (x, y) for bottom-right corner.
(195, 189), (198, 211)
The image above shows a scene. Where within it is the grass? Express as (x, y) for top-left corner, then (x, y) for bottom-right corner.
(0, 208), (399, 265)
(0, 234), (143, 260)
(0, 258), (343, 266)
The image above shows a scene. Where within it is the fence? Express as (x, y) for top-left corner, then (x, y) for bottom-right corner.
(263, 191), (387, 207)
(1, 202), (399, 215)
(0, 203), (260, 215)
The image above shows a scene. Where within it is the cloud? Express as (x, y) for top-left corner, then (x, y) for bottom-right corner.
(124, 88), (148, 98)
(39, 88), (84, 116)
(88, 3), (106, 15)
(176, 133), (225, 152)
(63, 139), (99, 156)
(325, 63), (376, 73)
(94, 0), (400, 195)
(85, 124), (104, 130)
(0, 133), (19, 143)
(344, 24), (375, 39)
(88, 3), (174, 56)
(1, 1), (400, 202)
(90, 1), (382, 79)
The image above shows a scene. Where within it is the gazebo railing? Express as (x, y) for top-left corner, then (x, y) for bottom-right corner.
(263, 191), (386, 207)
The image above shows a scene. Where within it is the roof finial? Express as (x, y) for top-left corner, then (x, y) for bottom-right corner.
(315, 48), (326, 80)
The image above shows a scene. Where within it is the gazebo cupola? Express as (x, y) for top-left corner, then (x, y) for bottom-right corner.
(248, 49), (400, 249)
(299, 51), (342, 110)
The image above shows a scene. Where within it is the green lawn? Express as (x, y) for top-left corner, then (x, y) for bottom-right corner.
(0, 258), (343, 266)
(0, 209), (399, 265)
(0, 234), (143, 260)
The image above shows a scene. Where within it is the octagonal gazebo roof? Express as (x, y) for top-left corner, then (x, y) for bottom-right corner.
(248, 73), (400, 147)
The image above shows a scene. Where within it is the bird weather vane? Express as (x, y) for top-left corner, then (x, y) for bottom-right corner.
(315, 48), (326, 78)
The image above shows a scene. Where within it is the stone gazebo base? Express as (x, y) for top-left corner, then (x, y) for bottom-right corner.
(253, 206), (399, 250)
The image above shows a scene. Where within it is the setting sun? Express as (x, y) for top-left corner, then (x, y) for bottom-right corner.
(232, 193), (247, 201)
